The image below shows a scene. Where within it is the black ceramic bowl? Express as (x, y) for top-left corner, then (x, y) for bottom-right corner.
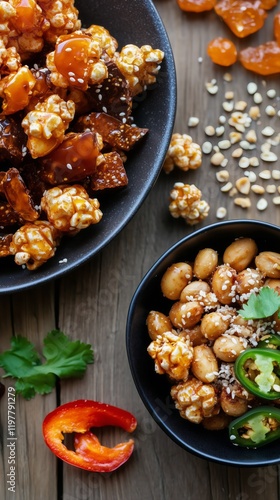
(0, 0), (176, 294)
(126, 220), (280, 467)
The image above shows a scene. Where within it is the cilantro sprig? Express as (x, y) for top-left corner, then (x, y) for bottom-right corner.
(239, 287), (280, 320)
(0, 330), (94, 399)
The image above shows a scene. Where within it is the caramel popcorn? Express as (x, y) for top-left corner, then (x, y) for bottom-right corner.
(171, 378), (218, 424)
(169, 182), (210, 225)
(9, 220), (61, 270)
(163, 133), (202, 174)
(147, 330), (193, 381)
(115, 44), (164, 96)
(41, 185), (103, 232)
(21, 94), (75, 158)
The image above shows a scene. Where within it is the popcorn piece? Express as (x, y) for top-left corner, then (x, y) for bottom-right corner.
(9, 220), (61, 270)
(41, 184), (103, 232)
(147, 330), (193, 381)
(171, 377), (218, 424)
(169, 182), (210, 225)
(163, 133), (202, 174)
(84, 24), (118, 58)
(46, 31), (108, 90)
(21, 94), (75, 158)
(38, 0), (81, 43)
(115, 44), (164, 96)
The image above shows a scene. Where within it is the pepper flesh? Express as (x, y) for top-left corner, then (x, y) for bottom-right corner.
(229, 406), (280, 448)
(42, 399), (137, 472)
(235, 348), (280, 400)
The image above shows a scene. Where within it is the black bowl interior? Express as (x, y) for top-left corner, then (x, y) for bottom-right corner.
(126, 219), (280, 467)
(0, 0), (176, 294)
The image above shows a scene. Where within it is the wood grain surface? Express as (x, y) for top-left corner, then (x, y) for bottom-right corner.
(1, 1), (280, 499)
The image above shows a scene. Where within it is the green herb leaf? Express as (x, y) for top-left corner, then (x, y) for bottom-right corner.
(0, 330), (94, 399)
(239, 287), (280, 320)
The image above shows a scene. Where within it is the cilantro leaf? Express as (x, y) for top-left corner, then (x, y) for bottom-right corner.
(0, 330), (94, 399)
(239, 286), (280, 319)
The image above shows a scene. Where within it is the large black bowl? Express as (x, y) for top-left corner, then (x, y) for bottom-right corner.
(0, 0), (176, 294)
(126, 220), (280, 467)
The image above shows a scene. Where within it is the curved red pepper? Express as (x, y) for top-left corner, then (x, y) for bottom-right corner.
(42, 399), (137, 473)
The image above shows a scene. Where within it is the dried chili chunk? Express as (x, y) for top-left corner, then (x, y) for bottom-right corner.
(177, 0), (217, 12)
(0, 233), (13, 257)
(0, 116), (27, 167)
(39, 131), (101, 185)
(240, 41), (280, 75)
(77, 112), (148, 151)
(215, 0), (267, 38)
(87, 59), (132, 120)
(91, 152), (128, 191)
(3, 168), (39, 222)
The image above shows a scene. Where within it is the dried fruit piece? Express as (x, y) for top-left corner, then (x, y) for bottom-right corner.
(77, 112), (148, 151)
(240, 41), (280, 75)
(0, 66), (36, 115)
(0, 233), (13, 257)
(215, 0), (267, 38)
(207, 37), (237, 66)
(177, 0), (217, 12)
(0, 116), (27, 166)
(0, 202), (18, 227)
(40, 131), (102, 184)
(90, 152), (128, 191)
(3, 168), (39, 222)
(274, 12), (280, 44)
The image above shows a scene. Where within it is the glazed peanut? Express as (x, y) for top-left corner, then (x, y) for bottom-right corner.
(200, 311), (230, 340)
(223, 237), (258, 271)
(193, 248), (218, 279)
(191, 345), (218, 383)
(255, 251), (280, 278)
(213, 335), (246, 362)
(211, 264), (237, 305)
(146, 311), (173, 340)
(161, 262), (193, 300)
(169, 301), (204, 329)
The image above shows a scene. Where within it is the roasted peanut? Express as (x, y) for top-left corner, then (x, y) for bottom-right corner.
(202, 412), (231, 430)
(264, 278), (280, 295)
(213, 335), (246, 362)
(211, 264), (237, 305)
(169, 301), (203, 329)
(146, 311), (173, 340)
(200, 311), (230, 341)
(180, 280), (210, 302)
(223, 238), (258, 272)
(236, 268), (264, 297)
(191, 345), (218, 383)
(220, 387), (249, 417)
(193, 248), (218, 280)
(255, 252), (280, 279)
(161, 262), (193, 300)
(181, 325), (208, 346)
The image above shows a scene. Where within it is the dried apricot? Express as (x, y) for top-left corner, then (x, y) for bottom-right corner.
(274, 12), (280, 44)
(215, 0), (267, 38)
(207, 37), (237, 66)
(177, 0), (216, 12)
(239, 41), (280, 75)
(260, 0), (277, 9)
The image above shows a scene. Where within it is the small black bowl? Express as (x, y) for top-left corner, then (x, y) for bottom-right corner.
(0, 0), (176, 294)
(126, 220), (280, 467)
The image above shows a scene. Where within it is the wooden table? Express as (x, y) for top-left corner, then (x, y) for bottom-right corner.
(1, 1), (280, 499)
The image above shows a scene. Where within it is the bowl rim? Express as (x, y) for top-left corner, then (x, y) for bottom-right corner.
(126, 219), (280, 467)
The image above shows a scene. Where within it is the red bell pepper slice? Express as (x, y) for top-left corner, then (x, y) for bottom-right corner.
(42, 399), (137, 473)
